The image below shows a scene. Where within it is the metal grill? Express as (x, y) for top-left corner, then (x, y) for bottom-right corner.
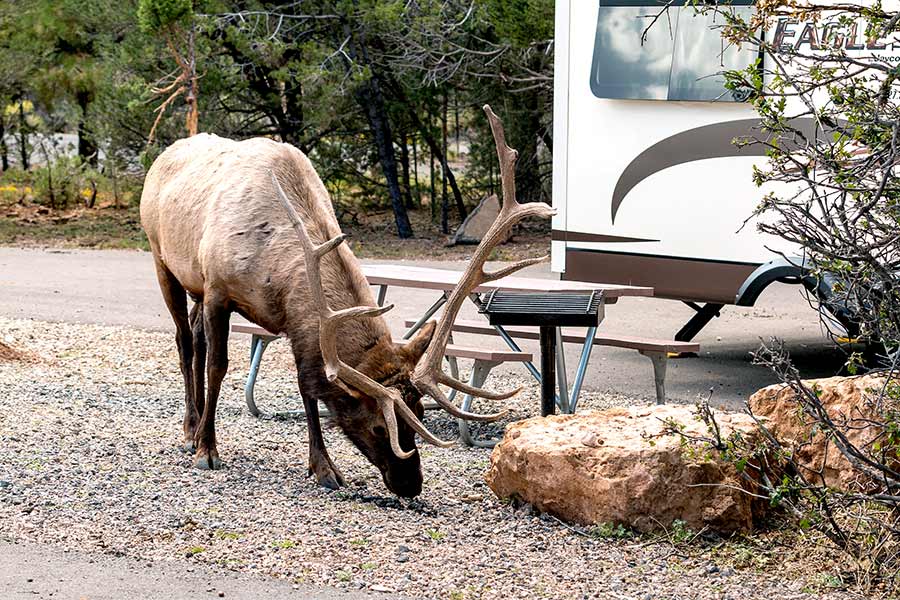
(480, 290), (604, 327)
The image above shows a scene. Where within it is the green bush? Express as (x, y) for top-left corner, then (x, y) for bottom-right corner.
(137, 0), (193, 33)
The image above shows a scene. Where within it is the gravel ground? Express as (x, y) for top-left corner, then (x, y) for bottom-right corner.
(0, 317), (862, 600)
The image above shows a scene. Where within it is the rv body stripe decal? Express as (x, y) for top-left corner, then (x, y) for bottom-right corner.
(611, 118), (820, 223)
(563, 248), (759, 304)
(550, 230), (659, 243)
(565, 246), (761, 267)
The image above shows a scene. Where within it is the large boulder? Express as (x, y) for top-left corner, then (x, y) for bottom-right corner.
(748, 374), (889, 491)
(448, 195), (508, 245)
(485, 406), (765, 534)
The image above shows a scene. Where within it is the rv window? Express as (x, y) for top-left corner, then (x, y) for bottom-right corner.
(590, 1), (757, 102)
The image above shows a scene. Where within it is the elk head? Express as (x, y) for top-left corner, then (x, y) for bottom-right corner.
(273, 105), (556, 497)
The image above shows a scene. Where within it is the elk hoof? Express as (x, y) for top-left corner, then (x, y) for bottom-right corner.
(193, 449), (221, 470)
(309, 463), (346, 490)
(317, 471), (343, 490)
(182, 439), (196, 453)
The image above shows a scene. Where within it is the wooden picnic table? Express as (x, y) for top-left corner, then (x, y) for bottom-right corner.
(362, 263), (652, 304)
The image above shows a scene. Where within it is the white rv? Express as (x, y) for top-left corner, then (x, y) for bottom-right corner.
(550, 0), (887, 339)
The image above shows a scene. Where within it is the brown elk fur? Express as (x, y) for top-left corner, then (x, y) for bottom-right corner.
(141, 133), (435, 497)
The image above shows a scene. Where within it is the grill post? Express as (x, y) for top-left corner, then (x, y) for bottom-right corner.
(481, 290), (603, 419)
(539, 326), (556, 416)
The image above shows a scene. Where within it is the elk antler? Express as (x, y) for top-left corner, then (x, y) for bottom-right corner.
(410, 105), (557, 418)
(270, 172), (454, 459)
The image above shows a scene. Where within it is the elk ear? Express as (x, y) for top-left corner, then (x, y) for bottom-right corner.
(399, 320), (436, 366)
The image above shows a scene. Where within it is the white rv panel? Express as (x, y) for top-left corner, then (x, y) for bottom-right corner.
(553, 0), (797, 302)
(551, 0), (572, 274)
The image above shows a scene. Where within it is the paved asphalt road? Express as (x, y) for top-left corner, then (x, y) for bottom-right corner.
(0, 539), (381, 600)
(0, 246), (846, 408)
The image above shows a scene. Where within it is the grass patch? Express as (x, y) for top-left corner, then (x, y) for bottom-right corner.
(589, 522), (634, 540)
(214, 529), (242, 541)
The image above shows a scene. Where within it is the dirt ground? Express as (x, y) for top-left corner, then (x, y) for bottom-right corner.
(0, 196), (549, 260)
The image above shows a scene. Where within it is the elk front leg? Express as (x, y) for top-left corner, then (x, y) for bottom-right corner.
(300, 382), (345, 490)
(194, 297), (229, 470)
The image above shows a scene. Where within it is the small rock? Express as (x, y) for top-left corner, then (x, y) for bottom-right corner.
(370, 584), (394, 593)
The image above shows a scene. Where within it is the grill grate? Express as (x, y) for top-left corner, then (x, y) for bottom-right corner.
(480, 290), (604, 327)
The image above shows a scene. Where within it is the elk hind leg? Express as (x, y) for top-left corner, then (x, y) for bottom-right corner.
(184, 301), (206, 451)
(194, 296), (229, 470)
(152, 258), (196, 451)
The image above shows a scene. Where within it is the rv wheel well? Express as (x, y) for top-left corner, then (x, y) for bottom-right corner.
(735, 258), (810, 306)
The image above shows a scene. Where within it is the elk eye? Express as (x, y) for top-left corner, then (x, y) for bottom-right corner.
(373, 426), (386, 437)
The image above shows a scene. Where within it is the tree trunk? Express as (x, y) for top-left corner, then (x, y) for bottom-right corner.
(399, 130), (413, 209)
(357, 79), (413, 238)
(430, 141), (436, 223)
(416, 124), (465, 222)
(76, 91), (98, 166)
(412, 134), (420, 206)
(0, 118), (8, 172)
(381, 76), (466, 221)
(18, 101), (28, 170)
(441, 94), (448, 235)
(339, 13), (412, 238)
(184, 26), (199, 137)
(454, 93), (460, 155)
(514, 94), (544, 204)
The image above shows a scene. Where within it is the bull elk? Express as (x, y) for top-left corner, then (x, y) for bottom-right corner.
(140, 105), (554, 497)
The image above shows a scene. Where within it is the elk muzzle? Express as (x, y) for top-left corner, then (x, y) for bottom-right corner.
(381, 450), (423, 498)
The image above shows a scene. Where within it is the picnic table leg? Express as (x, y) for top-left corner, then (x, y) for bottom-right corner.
(245, 335), (270, 417)
(402, 292), (448, 339)
(641, 350), (667, 405)
(458, 359), (501, 448)
(403, 291), (457, 402)
(555, 328), (570, 413)
(539, 326), (556, 417)
(376, 284), (388, 307)
(568, 325), (597, 413)
(444, 333), (460, 403)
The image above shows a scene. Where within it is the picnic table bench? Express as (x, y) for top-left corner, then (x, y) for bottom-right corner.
(231, 322), (533, 420)
(409, 318), (700, 407)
